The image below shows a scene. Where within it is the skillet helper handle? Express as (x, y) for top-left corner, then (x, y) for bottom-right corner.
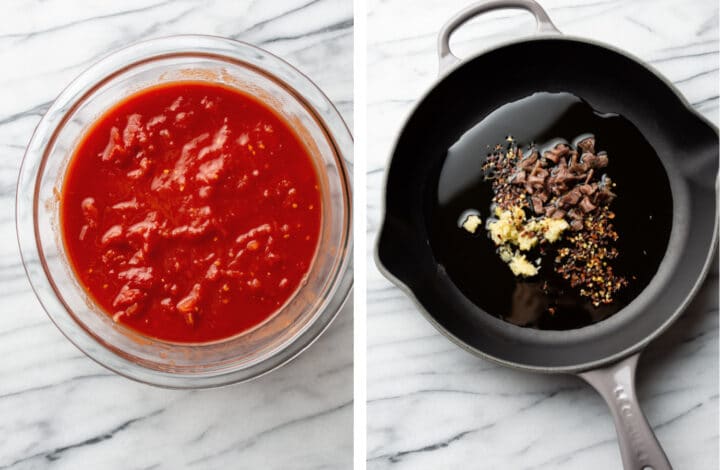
(579, 354), (672, 470)
(437, 0), (560, 75)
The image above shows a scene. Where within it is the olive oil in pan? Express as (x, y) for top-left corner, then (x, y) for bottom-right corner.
(429, 92), (673, 330)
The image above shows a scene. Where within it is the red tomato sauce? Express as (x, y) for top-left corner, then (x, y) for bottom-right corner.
(61, 82), (322, 343)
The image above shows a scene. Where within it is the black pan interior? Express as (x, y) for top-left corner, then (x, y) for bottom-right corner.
(432, 91), (673, 330)
(377, 39), (718, 370)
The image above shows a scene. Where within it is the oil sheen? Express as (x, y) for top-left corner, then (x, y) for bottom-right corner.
(429, 92), (673, 330)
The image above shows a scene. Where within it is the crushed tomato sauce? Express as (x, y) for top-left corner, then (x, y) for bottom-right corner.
(61, 82), (322, 343)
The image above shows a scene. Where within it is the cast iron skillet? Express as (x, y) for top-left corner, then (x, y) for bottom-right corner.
(375, 1), (718, 469)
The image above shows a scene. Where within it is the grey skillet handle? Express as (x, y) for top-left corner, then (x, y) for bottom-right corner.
(437, 0), (560, 74)
(579, 354), (672, 470)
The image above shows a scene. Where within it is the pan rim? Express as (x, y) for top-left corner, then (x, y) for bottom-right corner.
(375, 34), (719, 374)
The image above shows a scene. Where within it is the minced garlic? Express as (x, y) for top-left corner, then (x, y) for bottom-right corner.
(485, 205), (568, 278)
(488, 206), (536, 249)
(524, 218), (569, 243)
(508, 252), (539, 277)
(498, 245), (513, 262)
(461, 214), (482, 234)
(487, 207), (524, 245)
(541, 218), (569, 242)
(517, 231), (538, 251)
(488, 206), (569, 251)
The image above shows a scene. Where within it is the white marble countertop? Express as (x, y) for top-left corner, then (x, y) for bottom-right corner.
(0, 1), (352, 469)
(367, 0), (718, 468)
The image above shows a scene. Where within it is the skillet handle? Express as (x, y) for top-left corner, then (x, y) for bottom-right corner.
(579, 354), (672, 470)
(437, 0), (560, 74)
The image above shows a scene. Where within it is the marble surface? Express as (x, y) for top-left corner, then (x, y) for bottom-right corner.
(0, 1), (352, 469)
(367, 0), (718, 468)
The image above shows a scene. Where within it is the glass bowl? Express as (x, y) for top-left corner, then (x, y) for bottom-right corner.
(16, 35), (353, 388)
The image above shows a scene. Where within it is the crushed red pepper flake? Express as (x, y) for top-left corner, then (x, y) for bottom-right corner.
(554, 206), (627, 306)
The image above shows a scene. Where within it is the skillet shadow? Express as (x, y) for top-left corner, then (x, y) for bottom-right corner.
(636, 252), (718, 412)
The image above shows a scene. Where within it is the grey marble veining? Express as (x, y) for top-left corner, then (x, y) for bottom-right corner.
(0, 1), (352, 469)
(366, 0), (718, 468)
